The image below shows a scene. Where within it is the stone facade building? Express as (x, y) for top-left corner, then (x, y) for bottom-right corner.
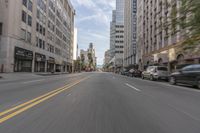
(137, 0), (200, 71)
(80, 43), (97, 69)
(124, 0), (137, 68)
(0, 0), (75, 73)
(109, 0), (125, 72)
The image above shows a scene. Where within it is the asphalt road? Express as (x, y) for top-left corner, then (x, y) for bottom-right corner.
(0, 72), (200, 133)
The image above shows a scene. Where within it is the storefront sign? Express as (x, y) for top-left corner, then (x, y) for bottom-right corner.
(48, 57), (55, 64)
(15, 47), (33, 60)
(35, 53), (46, 62)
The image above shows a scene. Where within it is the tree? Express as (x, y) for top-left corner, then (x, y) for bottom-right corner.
(166, 0), (200, 49)
(87, 52), (93, 69)
(80, 54), (86, 70)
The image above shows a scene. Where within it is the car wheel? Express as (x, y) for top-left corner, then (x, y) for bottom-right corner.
(150, 75), (154, 81)
(170, 77), (176, 85)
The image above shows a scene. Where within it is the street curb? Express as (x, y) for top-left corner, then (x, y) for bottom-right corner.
(35, 72), (70, 76)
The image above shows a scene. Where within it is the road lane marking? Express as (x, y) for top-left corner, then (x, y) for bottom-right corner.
(117, 74), (200, 93)
(125, 83), (141, 92)
(0, 82), (75, 117)
(22, 79), (45, 84)
(0, 77), (89, 124)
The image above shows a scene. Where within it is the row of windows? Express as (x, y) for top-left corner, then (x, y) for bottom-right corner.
(22, 10), (32, 26)
(47, 43), (55, 53)
(55, 47), (61, 56)
(35, 38), (65, 56)
(116, 35), (123, 38)
(36, 22), (46, 36)
(21, 28), (31, 43)
(49, 0), (56, 12)
(115, 51), (123, 54)
(48, 20), (55, 32)
(56, 28), (62, 39)
(36, 37), (45, 49)
(116, 25), (124, 28)
(116, 31), (124, 33)
(48, 10), (55, 22)
(115, 46), (124, 48)
(115, 41), (124, 43)
(22, 0), (32, 12)
(37, 9), (46, 24)
(37, 0), (46, 13)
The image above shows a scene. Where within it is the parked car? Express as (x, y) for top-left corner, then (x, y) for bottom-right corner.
(142, 66), (169, 81)
(128, 69), (142, 77)
(121, 69), (129, 76)
(169, 64), (200, 88)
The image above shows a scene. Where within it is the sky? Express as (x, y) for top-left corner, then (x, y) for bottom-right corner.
(71, 0), (115, 65)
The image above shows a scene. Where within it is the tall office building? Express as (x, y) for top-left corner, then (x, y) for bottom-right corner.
(116, 0), (124, 25)
(137, 0), (200, 71)
(110, 10), (116, 59)
(109, 0), (125, 72)
(104, 50), (111, 65)
(0, 0), (75, 73)
(124, 0), (137, 68)
(136, 0), (144, 70)
(73, 27), (78, 60)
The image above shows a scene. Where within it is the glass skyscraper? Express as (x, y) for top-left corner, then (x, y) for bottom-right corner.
(116, 0), (124, 25)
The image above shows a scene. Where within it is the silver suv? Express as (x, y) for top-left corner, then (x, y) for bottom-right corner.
(142, 66), (169, 81)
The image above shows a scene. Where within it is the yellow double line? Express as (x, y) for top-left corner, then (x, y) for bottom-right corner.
(0, 77), (89, 124)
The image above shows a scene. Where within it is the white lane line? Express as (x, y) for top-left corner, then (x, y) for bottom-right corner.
(127, 77), (200, 93)
(22, 79), (45, 84)
(125, 83), (141, 92)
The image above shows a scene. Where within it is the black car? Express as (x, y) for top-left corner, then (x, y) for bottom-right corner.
(128, 69), (142, 77)
(169, 64), (200, 88)
(121, 69), (129, 76)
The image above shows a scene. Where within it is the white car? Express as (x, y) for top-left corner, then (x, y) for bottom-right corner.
(142, 66), (169, 81)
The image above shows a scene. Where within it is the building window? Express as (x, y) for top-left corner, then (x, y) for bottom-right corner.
(0, 23), (2, 35)
(28, 0), (33, 12)
(39, 39), (42, 48)
(21, 29), (26, 40)
(22, 10), (27, 23)
(27, 32), (31, 43)
(22, 0), (27, 7)
(36, 37), (39, 47)
(39, 25), (43, 34)
(42, 41), (45, 49)
(43, 27), (45, 36)
(37, 0), (46, 13)
(28, 15), (32, 26)
(36, 22), (39, 31)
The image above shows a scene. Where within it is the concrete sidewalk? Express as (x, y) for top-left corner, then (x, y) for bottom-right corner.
(35, 72), (70, 76)
(0, 72), (74, 81)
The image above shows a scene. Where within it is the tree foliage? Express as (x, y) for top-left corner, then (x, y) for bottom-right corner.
(87, 53), (94, 68)
(167, 0), (200, 48)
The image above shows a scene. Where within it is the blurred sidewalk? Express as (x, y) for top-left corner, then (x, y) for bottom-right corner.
(0, 72), (72, 81)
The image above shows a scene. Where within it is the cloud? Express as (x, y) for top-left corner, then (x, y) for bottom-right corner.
(71, 0), (115, 65)
(72, 0), (114, 26)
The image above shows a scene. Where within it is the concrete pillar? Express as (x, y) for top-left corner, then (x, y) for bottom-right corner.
(32, 54), (35, 73)
(45, 61), (47, 72)
(53, 64), (56, 72)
